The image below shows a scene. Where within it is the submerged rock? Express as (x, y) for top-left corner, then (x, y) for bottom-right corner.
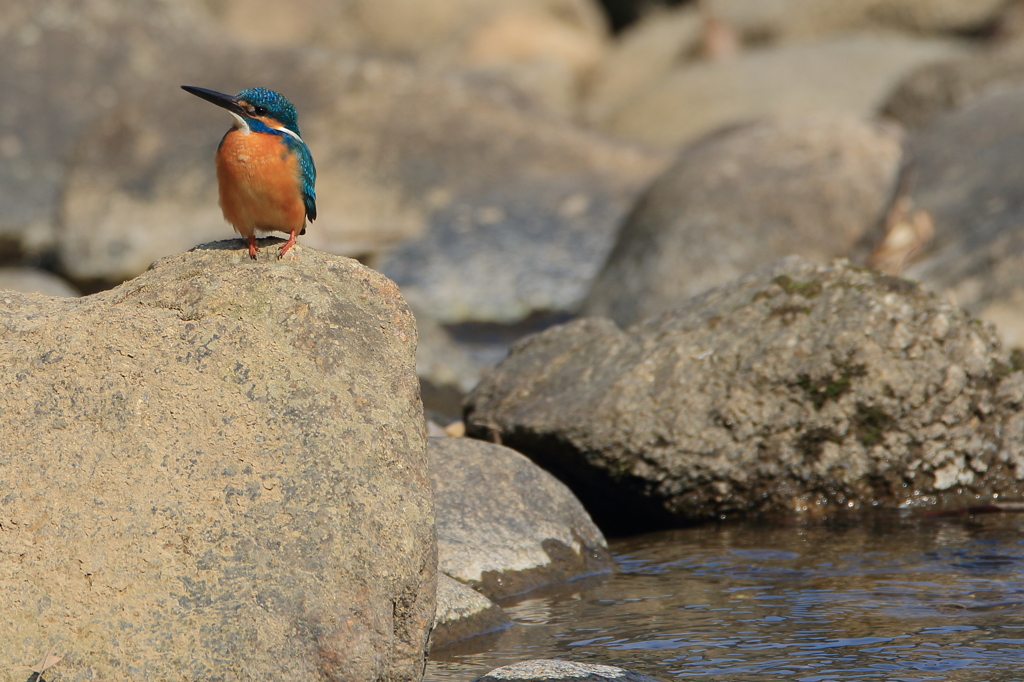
(466, 257), (1024, 533)
(0, 241), (435, 682)
(429, 437), (613, 600)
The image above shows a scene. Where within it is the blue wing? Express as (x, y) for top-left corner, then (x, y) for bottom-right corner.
(294, 139), (317, 223)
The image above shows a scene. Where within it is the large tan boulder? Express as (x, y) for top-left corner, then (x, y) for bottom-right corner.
(0, 241), (435, 682)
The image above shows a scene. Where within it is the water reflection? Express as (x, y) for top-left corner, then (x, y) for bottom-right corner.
(427, 512), (1024, 681)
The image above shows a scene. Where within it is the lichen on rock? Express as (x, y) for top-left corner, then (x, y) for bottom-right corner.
(466, 256), (1024, 532)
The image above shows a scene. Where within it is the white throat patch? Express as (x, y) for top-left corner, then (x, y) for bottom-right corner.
(275, 126), (303, 143)
(230, 112), (250, 133)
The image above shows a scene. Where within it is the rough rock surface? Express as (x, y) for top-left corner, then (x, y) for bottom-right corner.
(582, 116), (905, 328)
(0, 240), (435, 682)
(473, 659), (665, 682)
(883, 41), (1024, 129)
(0, 268), (79, 297)
(597, 33), (962, 147)
(901, 86), (1024, 348)
(431, 574), (513, 649)
(429, 437), (613, 599)
(466, 257), (1024, 532)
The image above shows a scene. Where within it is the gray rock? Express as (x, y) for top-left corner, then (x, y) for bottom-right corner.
(370, 77), (664, 324)
(883, 41), (1024, 129)
(0, 0), (209, 256)
(416, 309), (494, 416)
(0, 267), (78, 297)
(431, 574), (513, 649)
(597, 32), (963, 148)
(582, 6), (703, 127)
(901, 85), (1024, 348)
(582, 116), (905, 328)
(0, 240), (435, 682)
(473, 659), (665, 682)
(212, 0), (609, 118)
(466, 257), (1024, 532)
(429, 437), (613, 600)
(707, 0), (1008, 40)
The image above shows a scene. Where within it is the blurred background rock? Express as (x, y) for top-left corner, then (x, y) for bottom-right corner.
(4, 0), (1024, 415)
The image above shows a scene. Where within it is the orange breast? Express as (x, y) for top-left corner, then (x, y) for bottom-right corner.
(215, 129), (307, 238)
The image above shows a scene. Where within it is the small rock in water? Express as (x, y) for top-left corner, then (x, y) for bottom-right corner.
(429, 437), (613, 599)
(473, 659), (666, 682)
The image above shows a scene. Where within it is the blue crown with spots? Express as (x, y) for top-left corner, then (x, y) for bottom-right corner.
(237, 87), (301, 136)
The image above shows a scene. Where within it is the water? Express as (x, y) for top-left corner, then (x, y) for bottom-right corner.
(427, 512), (1024, 681)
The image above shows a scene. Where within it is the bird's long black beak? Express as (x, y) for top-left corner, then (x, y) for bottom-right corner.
(181, 85), (248, 117)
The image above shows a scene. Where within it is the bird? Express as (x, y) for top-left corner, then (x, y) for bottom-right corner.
(181, 85), (316, 260)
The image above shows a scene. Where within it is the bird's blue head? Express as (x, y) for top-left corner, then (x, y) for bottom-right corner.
(235, 87), (301, 136)
(181, 85), (303, 137)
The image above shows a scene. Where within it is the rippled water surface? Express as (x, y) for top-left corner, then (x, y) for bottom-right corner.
(427, 513), (1024, 681)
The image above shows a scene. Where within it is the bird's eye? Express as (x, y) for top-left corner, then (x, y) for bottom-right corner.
(253, 106), (268, 115)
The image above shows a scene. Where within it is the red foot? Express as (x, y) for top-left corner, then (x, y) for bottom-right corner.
(247, 235), (259, 260)
(279, 230), (298, 258)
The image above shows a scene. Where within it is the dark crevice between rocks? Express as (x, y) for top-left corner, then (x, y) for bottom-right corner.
(797, 427), (843, 458)
(595, 0), (693, 33)
(466, 425), (682, 537)
(420, 379), (465, 420)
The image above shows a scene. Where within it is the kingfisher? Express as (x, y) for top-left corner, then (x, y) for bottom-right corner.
(181, 85), (316, 259)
